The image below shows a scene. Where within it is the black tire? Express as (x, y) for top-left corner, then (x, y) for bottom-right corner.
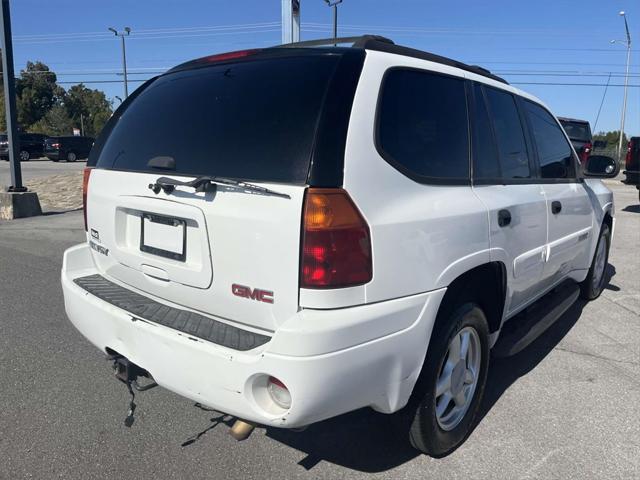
(580, 223), (611, 300)
(66, 151), (77, 162)
(19, 150), (30, 161)
(408, 302), (490, 457)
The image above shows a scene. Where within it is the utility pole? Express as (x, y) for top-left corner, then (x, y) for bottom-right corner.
(324, 0), (343, 42)
(80, 114), (84, 136)
(0, 0), (23, 191)
(108, 27), (131, 97)
(612, 11), (632, 163)
(281, 0), (300, 44)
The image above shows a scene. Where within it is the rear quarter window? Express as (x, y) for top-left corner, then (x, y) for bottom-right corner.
(376, 68), (470, 183)
(95, 56), (342, 184)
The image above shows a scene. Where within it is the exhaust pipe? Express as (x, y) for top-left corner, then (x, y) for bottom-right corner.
(229, 419), (256, 441)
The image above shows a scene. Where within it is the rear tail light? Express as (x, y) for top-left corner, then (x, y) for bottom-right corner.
(82, 167), (92, 231)
(267, 376), (291, 409)
(580, 142), (592, 164)
(626, 139), (634, 169)
(301, 188), (372, 289)
(51, 143), (60, 148)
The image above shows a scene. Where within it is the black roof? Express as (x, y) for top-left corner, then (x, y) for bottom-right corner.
(557, 117), (590, 125)
(277, 35), (508, 84)
(170, 35), (507, 85)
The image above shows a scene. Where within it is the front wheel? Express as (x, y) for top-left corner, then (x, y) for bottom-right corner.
(19, 150), (30, 161)
(580, 223), (611, 300)
(66, 151), (77, 162)
(408, 303), (489, 457)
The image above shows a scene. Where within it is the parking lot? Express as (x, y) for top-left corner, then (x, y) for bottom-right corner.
(0, 158), (86, 186)
(0, 180), (638, 479)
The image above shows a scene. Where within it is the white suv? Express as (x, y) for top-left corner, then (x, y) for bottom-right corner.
(61, 36), (617, 457)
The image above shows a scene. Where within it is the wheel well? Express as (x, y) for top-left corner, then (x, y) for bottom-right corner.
(603, 211), (613, 232)
(437, 262), (506, 334)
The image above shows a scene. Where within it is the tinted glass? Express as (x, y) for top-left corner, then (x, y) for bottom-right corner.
(559, 120), (591, 141)
(377, 69), (469, 181)
(96, 56), (340, 184)
(472, 84), (500, 178)
(525, 101), (575, 179)
(485, 87), (530, 179)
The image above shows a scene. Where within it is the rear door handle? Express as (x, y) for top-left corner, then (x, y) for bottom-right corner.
(498, 209), (512, 227)
(551, 201), (562, 214)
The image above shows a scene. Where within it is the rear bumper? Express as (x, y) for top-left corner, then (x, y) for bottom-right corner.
(62, 243), (445, 428)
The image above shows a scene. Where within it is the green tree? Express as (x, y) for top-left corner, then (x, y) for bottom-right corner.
(63, 84), (113, 137)
(15, 61), (63, 127)
(29, 104), (73, 136)
(593, 130), (628, 149)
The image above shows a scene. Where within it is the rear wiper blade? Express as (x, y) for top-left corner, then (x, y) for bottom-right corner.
(148, 176), (291, 199)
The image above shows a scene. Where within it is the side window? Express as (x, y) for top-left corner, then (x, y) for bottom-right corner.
(377, 68), (469, 182)
(472, 84), (500, 179)
(484, 87), (530, 179)
(524, 101), (575, 179)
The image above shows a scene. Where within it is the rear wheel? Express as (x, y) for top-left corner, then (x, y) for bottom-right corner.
(580, 223), (610, 300)
(408, 303), (489, 457)
(19, 150), (30, 161)
(66, 151), (77, 162)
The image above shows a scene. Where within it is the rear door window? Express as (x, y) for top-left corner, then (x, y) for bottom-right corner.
(471, 83), (501, 179)
(484, 87), (530, 179)
(376, 68), (470, 183)
(524, 101), (576, 179)
(95, 56), (341, 184)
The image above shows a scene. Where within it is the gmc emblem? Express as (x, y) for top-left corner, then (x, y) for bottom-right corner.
(232, 284), (274, 304)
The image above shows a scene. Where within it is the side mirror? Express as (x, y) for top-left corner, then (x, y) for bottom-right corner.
(583, 155), (619, 178)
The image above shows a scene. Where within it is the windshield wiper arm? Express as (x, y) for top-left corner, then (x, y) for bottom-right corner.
(149, 176), (291, 199)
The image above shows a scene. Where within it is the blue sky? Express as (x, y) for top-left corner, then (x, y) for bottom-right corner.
(10, 0), (640, 135)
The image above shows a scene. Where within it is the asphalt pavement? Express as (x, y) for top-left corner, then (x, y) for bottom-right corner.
(0, 157), (86, 186)
(0, 181), (638, 479)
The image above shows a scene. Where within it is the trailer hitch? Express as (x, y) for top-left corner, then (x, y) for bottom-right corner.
(108, 354), (158, 427)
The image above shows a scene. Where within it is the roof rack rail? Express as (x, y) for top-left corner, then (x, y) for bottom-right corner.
(275, 34), (507, 84)
(277, 35), (394, 49)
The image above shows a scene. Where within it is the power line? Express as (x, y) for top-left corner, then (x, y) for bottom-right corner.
(14, 22), (281, 40)
(46, 77), (640, 87)
(593, 73), (612, 131)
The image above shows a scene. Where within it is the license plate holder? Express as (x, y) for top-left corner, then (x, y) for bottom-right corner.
(140, 213), (187, 262)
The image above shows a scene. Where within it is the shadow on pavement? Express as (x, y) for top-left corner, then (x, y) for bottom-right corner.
(622, 204), (640, 213)
(187, 265), (616, 473)
(42, 207), (83, 216)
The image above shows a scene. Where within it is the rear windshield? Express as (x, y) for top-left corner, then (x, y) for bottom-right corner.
(559, 120), (591, 141)
(95, 55), (342, 184)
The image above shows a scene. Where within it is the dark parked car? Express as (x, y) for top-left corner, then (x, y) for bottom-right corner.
(622, 136), (640, 201)
(558, 117), (592, 164)
(44, 136), (94, 162)
(0, 132), (47, 161)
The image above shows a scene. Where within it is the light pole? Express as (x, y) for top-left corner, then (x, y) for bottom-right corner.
(611, 11), (631, 163)
(109, 26), (131, 98)
(0, 0), (22, 191)
(324, 0), (343, 42)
